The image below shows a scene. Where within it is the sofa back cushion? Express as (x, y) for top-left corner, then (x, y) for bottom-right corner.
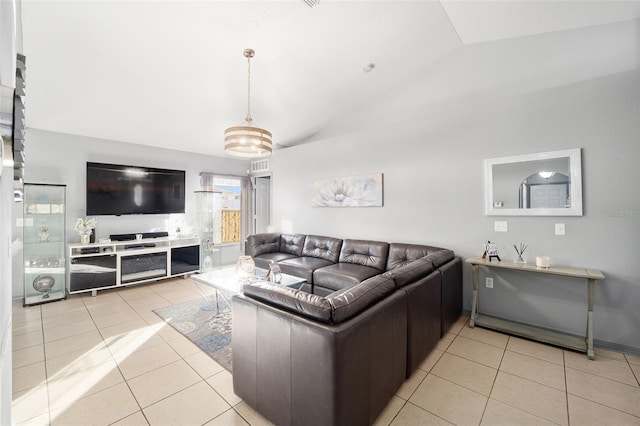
(280, 233), (305, 256)
(242, 275), (396, 325)
(327, 274), (395, 323)
(386, 243), (447, 270)
(338, 239), (389, 272)
(302, 235), (343, 263)
(242, 282), (333, 323)
(382, 257), (435, 288)
(246, 233), (281, 257)
(426, 250), (455, 268)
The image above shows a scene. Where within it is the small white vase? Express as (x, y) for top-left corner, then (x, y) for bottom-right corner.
(80, 234), (91, 245)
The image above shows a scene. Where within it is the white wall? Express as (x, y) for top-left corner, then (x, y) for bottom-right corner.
(12, 129), (249, 297)
(271, 70), (640, 354)
(0, 0), (16, 88)
(0, 166), (13, 426)
(0, 0), (19, 422)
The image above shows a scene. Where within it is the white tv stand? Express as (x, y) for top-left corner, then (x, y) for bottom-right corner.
(67, 236), (200, 296)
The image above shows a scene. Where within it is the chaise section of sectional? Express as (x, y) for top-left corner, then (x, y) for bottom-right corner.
(233, 274), (406, 426)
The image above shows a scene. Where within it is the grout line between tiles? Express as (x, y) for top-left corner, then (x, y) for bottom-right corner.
(15, 285), (639, 426)
(479, 335), (510, 426)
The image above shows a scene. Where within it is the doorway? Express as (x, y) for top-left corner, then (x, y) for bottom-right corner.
(253, 176), (271, 234)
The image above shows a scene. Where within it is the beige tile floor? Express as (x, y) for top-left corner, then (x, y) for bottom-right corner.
(12, 276), (640, 426)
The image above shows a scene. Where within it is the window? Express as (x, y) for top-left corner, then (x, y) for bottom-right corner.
(214, 177), (241, 243)
(199, 174), (251, 244)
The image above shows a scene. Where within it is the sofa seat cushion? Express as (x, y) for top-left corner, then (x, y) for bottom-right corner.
(313, 263), (380, 291)
(302, 235), (343, 263)
(339, 239), (389, 271)
(242, 281), (332, 323)
(383, 257), (435, 288)
(253, 252), (298, 270)
(279, 256), (334, 284)
(327, 274), (395, 323)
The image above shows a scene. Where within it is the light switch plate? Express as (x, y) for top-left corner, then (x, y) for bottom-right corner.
(494, 221), (508, 232)
(555, 223), (565, 235)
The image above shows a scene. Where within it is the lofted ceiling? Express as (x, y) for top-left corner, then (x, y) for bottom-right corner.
(20, 1), (640, 158)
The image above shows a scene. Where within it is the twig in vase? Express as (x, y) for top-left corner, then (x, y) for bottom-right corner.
(513, 243), (527, 256)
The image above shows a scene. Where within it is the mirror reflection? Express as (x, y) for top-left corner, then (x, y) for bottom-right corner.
(485, 149), (582, 216)
(520, 171), (570, 209)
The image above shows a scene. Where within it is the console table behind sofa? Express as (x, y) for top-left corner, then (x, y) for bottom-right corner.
(466, 256), (605, 359)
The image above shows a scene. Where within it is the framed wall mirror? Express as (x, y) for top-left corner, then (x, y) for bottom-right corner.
(485, 148), (583, 216)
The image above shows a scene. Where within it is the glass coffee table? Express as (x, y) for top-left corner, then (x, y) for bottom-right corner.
(192, 265), (306, 311)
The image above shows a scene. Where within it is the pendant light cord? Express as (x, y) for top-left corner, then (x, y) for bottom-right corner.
(246, 55), (252, 122)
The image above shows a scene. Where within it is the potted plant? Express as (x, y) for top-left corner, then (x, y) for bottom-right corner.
(74, 217), (97, 245)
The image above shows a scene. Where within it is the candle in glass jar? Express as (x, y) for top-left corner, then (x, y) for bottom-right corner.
(536, 256), (551, 268)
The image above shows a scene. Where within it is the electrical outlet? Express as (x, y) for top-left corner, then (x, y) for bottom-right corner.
(555, 223), (565, 236)
(485, 277), (494, 288)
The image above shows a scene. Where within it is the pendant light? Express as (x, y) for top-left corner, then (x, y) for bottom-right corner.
(224, 49), (272, 158)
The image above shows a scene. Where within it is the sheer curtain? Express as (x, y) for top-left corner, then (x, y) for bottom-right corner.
(240, 176), (254, 245)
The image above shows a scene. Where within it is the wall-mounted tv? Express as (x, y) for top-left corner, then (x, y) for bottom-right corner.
(86, 162), (185, 215)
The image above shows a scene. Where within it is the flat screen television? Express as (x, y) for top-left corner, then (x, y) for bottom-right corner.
(86, 162), (185, 215)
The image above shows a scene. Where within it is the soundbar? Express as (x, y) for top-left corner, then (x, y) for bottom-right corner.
(80, 247), (100, 254)
(110, 231), (169, 241)
(124, 243), (157, 250)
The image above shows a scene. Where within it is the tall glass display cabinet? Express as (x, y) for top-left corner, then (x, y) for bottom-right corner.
(194, 190), (222, 272)
(23, 183), (67, 305)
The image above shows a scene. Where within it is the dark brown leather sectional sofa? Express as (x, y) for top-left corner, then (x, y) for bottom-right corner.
(232, 233), (462, 426)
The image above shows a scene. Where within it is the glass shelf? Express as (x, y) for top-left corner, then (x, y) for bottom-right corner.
(195, 191), (222, 272)
(23, 184), (67, 305)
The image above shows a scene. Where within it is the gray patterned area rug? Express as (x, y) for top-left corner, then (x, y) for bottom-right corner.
(153, 297), (233, 372)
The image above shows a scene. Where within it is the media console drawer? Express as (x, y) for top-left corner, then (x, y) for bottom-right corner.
(70, 254), (117, 292)
(121, 252), (168, 284)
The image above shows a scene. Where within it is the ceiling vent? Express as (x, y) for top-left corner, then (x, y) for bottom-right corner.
(303, 0), (320, 7)
(251, 159), (270, 174)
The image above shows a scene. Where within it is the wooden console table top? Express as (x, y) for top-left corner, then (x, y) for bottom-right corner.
(466, 256), (605, 281)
